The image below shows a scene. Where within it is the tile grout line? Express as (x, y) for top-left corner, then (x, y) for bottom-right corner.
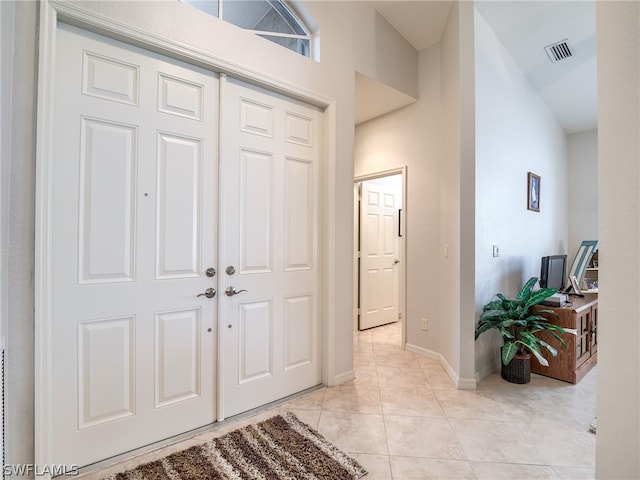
(373, 332), (395, 479)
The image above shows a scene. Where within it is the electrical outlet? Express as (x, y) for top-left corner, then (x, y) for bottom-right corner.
(421, 318), (428, 331)
(492, 244), (500, 257)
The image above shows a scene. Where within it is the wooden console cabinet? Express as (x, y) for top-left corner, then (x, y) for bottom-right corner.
(531, 293), (598, 384)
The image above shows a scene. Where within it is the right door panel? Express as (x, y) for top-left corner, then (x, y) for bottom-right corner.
(219, 77), (322, 419)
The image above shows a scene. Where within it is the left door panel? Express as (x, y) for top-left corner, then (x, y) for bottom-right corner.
(50, 24), (219, 467)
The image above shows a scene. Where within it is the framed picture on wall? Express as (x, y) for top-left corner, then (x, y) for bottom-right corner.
(527, 172), (541, 212)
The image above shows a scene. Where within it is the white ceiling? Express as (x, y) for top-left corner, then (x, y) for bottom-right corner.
(357, 1), (597, 134)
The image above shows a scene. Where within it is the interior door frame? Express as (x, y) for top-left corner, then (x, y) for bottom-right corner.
(34, 0), (336, 467)
(354, 166), (407, 345)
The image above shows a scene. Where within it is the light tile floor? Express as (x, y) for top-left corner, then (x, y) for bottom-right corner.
(80, 321), (596, 480)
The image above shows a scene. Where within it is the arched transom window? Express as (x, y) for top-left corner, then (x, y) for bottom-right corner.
(183, 0), (314, 58)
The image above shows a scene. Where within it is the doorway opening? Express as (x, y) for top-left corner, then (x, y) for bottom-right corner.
(353, 168), (406, 345)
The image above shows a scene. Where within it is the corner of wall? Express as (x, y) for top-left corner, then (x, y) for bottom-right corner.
(352, 3), (418, 99)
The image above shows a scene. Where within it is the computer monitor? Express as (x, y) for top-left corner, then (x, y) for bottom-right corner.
(540, 255), (567, 290)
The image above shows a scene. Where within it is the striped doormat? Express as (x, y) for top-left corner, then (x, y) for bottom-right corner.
(105, 412), (367, 480)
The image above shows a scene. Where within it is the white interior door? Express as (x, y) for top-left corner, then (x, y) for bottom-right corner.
(359, 182), (400, 330)
(219, 77), (322, 419)
(50, 24), (219, 467)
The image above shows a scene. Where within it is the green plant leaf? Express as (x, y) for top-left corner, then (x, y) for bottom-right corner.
(480, 309), (507, 320)
(548, 325), (576, 344)
(529, 347), (549, 367)
(483, 300), (504, 312)
(538, 339), (558, 357)
(502, 342), (518, 365)
(524, 287), (558, 309)
(475, 321), (498, 339)
(526, 313), (554, 322)
(543, 323), (577, 336)
(499, 328), (514, 339)
(517, 277), (538, 300)
(519, 330), (539, 348)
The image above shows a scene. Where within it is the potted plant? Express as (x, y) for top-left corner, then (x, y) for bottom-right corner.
(475, 277), (576, 384)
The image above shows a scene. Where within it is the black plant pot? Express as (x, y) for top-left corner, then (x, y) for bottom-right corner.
(501, 351), (531, 384)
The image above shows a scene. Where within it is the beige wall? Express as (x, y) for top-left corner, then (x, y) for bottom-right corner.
(352, 2), (419, 99)
(596, 2), (640, 478)
(5, 1), (38, 468)
(567, 129), (598, 263)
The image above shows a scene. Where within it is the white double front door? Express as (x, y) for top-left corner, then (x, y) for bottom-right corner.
(48, 24), (321, 467)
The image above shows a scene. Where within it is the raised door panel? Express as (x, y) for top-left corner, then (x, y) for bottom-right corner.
(78, 316), (135, 429)
(157, 73), (203, 120)
(382, 214), (395, 256)
(79, 118), (137, 284)
(240, 149), (274, 274)
(365, 268), (382, 314)
(240, 98), (274, 138)
(155, 309), (202, 408)
(382, 267), (395, 311)
(284, 158), (313, 271)
(284, 111), (313, 147)
(365, 214), (380, 257)
(284, 295), (313, 370)
(239, 300), (273, 383)
(82, 51), (139, 105)
(155, 133), (202, 279)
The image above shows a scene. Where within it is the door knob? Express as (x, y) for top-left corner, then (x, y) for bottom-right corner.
(225, 286), (248, 297)
(394, 259), (400, 264)
(206, 267), (216, 277)
(197, 287), (216, 298)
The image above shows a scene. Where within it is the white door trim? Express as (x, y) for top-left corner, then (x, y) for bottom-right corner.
(35, 0), (337, 468)
(354, 166), (408, 346)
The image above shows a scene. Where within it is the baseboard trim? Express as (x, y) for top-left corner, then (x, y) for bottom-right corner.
(406, 343), (477, 390)
(332, 369), (356, 386)
(475, 363), (497, 384)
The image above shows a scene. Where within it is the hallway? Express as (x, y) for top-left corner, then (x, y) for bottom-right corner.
(83, 322), (596, 479)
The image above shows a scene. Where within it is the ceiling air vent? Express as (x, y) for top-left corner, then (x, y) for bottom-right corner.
(545, 39), (572, 63)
